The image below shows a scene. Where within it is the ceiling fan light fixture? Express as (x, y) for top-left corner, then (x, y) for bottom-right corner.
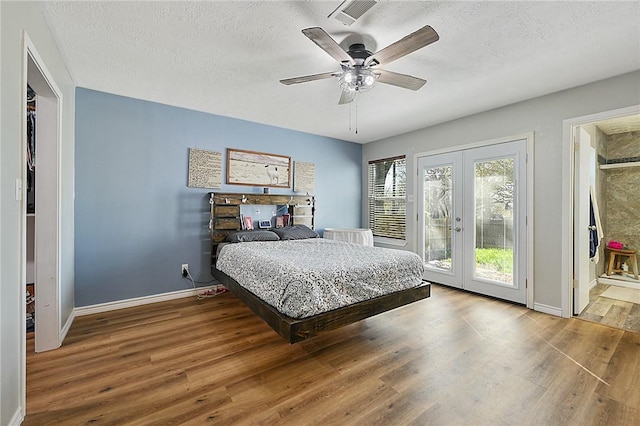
(339, 68), (376, 92)
(364, 74), (375, 85)
(343, 71), (353, 84)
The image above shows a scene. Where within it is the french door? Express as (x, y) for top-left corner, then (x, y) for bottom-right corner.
(417, 140), (528, 304)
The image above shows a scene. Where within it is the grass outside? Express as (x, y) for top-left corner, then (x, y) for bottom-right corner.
(475, 248), (513, 274)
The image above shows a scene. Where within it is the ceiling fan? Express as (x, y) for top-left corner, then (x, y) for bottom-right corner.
(280, 25), (439, 105)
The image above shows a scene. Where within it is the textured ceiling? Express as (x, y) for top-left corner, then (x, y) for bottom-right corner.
(41, 1), (640, 143)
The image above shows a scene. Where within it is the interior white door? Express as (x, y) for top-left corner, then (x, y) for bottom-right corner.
(573, 126), (592, 315)
(34, 94), (61, 352)
(418, 139), (528, 304)
(418, 152), (463, 288)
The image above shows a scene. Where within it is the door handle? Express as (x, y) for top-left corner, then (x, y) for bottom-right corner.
(454, 227), (462, 232)
(588, 225), (597, 231)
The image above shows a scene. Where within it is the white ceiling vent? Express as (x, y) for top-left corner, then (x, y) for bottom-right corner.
(328, 0), (378, 26)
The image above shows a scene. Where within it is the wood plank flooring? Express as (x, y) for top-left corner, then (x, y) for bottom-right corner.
(25, 284), (640, 425)
(578, 283), (640, 333)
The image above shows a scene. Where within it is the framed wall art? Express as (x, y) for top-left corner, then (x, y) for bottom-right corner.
(294, 161), (315, 193)
(226, 148), (291, 188)
(187, 148), (222, 188)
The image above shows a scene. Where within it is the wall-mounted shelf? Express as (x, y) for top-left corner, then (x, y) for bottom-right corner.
(600, 161), (640, 170)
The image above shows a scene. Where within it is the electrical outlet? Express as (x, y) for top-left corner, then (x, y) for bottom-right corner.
(181, 264), (189, 277)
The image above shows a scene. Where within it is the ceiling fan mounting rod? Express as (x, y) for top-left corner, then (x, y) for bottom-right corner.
(347, 43), (372, 62)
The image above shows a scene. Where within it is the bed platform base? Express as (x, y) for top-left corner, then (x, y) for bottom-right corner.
(212, 267), (431, 344)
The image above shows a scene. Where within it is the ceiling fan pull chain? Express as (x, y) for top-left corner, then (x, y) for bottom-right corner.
(348, 101), (352, 132)
(355, 102), (358, 134)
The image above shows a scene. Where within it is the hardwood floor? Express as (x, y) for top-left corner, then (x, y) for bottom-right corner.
(25, 284), (640, 425)
(578, 283), (640, 333)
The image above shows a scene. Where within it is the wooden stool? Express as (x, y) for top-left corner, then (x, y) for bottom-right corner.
(606, 248), (639, 279)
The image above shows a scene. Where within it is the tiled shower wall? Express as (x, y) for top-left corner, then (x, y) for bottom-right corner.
(603, 130), (640, 273)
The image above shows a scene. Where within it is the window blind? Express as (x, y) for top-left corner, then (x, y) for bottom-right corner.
(368, 156), (406, 240)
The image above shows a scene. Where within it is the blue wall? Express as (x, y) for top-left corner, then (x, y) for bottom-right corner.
(75, 88), (362, 307)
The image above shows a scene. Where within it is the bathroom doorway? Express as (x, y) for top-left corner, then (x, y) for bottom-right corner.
(572, 110), (640, 332)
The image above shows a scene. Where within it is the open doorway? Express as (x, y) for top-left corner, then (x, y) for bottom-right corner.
(23, 38), (62, 354)
(570, 109), (640, 333)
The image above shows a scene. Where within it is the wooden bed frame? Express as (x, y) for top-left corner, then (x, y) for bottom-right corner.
(208, 192), (431, 343)
(212, 268), (431, 343)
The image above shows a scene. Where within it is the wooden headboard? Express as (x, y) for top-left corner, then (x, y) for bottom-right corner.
(208, 192), (315, 268)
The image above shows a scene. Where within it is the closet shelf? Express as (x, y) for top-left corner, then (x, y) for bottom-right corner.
(599, 161), (640, 170)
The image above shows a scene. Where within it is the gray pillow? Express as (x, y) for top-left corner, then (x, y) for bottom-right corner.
(226, 230), (280, 243)
(273, 225), (319, 240)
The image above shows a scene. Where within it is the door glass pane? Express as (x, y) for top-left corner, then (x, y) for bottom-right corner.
(474, 158), (514, 284)
(423, 165), (453, 272)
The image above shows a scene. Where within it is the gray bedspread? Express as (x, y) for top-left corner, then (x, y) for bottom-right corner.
(216, 238), (424, 318)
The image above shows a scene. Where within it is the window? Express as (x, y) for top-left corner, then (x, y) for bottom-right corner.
(368, 156), (406, 240)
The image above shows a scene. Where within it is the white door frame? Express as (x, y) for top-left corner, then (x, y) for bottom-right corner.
(561, 105), (640, 317)
(414, 132), (534, 309)
(21, 30), (64, 415)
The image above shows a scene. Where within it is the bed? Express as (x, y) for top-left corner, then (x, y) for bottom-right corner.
(208, 192), (430, 343)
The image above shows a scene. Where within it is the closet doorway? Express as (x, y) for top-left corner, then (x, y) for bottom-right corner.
(23, 39), (62, 353)
(570, 107), (640, 332)
(416, 135), (532, 305)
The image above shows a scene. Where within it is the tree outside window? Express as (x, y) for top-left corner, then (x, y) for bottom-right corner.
(368, 156), (406, 240)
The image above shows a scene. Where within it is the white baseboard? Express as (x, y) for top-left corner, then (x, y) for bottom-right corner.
(533, 302), (563, 317)
(8, 407), (24, 426)
(60, 309), (75, 342)
(589, 279), (598, 290)
(75, 285), (219, 317)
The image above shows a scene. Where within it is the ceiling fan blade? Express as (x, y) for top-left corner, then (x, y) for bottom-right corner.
(338, 90), (356, 105)
(302, 27), (355, 65)
(280, 72), (338, 85)
(365, 25), (439, 67)
(375, 69), (427, 91)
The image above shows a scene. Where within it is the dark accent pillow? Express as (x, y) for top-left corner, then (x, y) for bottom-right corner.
(273, 225), (319, 240)
(226, 230), (280, 243)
